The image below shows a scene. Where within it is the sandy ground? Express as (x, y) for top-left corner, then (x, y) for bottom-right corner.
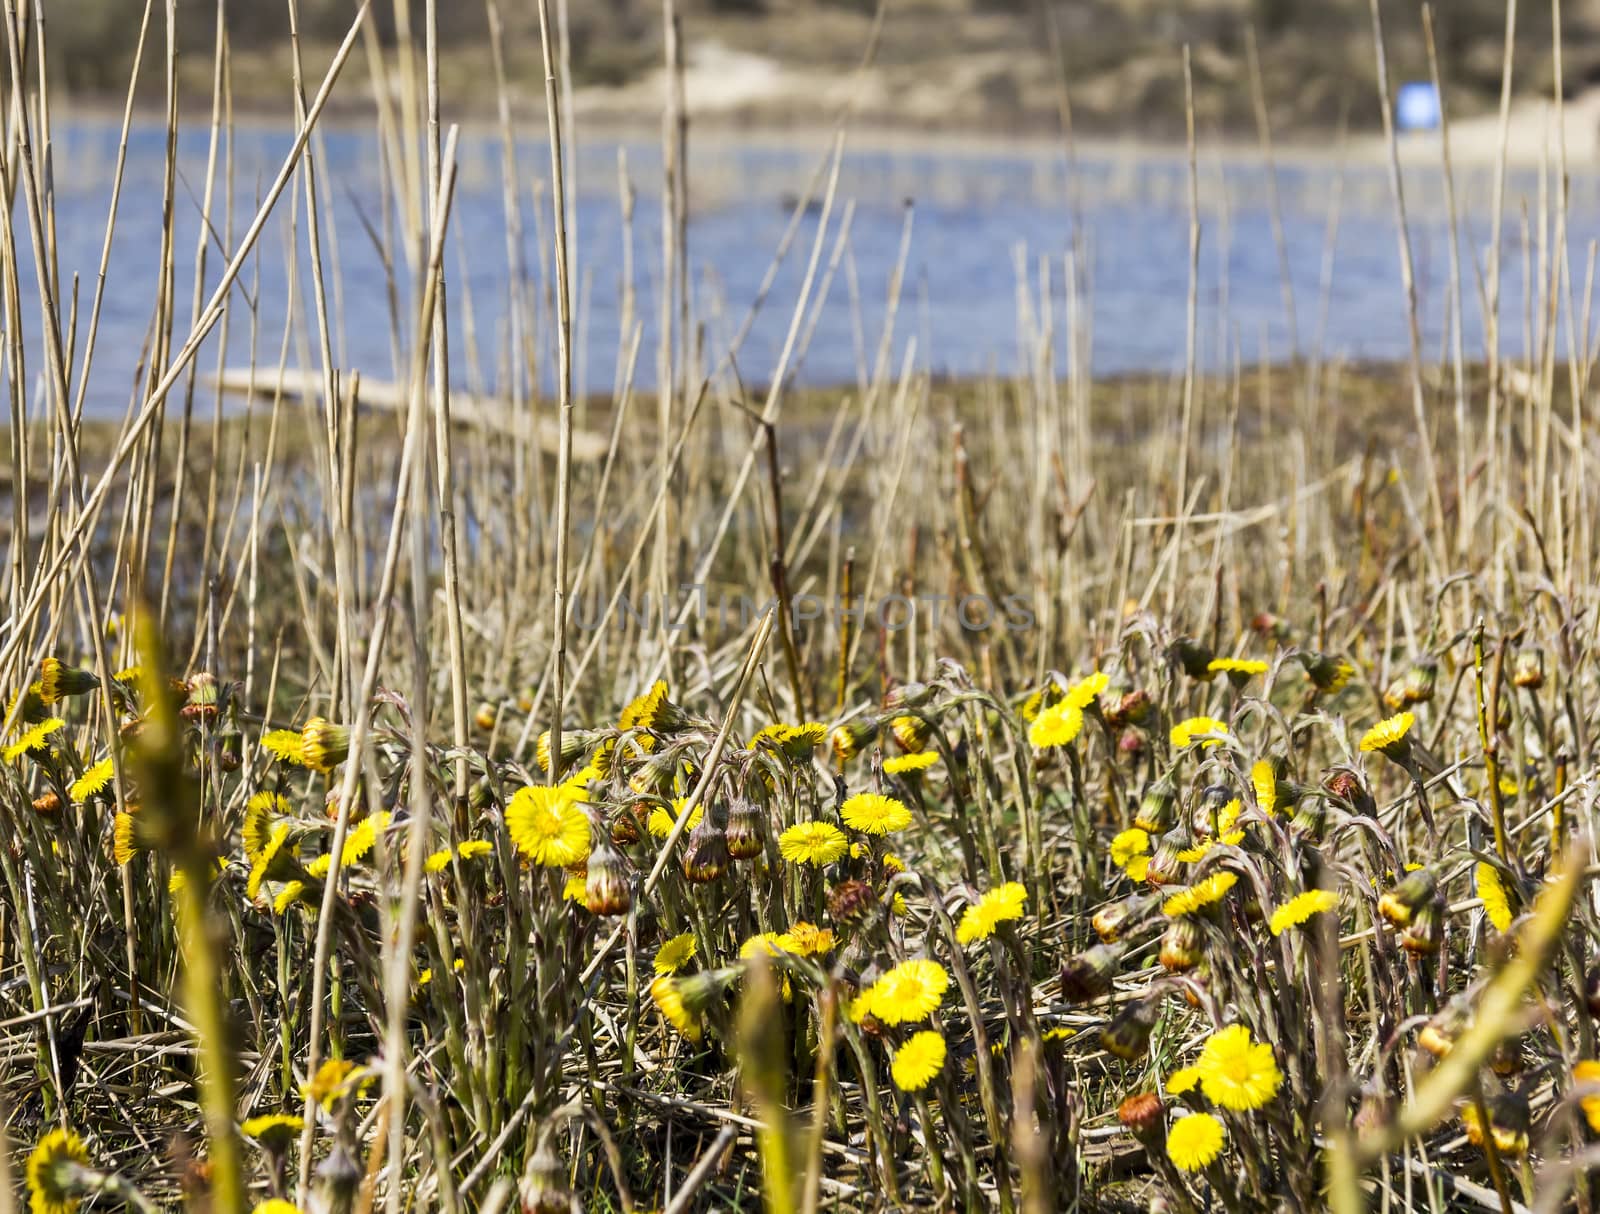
(571, 38), (1600, 172)
(1386, 85), (1600, 168)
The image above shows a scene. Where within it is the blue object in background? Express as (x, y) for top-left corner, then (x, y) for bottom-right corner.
(1397, 81), (1441, 132)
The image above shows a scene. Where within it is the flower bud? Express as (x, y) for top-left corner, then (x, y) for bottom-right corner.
(1159, 919), (1204, 972)
(1117, 1092), (1165, 1137)
(1512, 649), (1545, 690)
(537, 728), (595, 774)
(519, 1138), (580, 1214)
(1143, 830), (1187, 886)
(1059, 943), (1122, 1003)
(1399, 659), (1438, 706)
(32, 790), (61, 815)
(181, 672), (220, 722)
(1134, 772), (1178, 834)
(889, 714), (931, 753)
(475, 703), (498, 732)
(1113, 689), (1154, 727)
(883, 682), (933, 712)
(609, 804), (643, 846)
(1399, 899), (1444, 955)
(830, 717), (879, 764)
(1323, 768), (1375, 818)
(1585, 964), (1600, 1018)
(584, 839), (633, 916)
(1171, 637), (1215, 680)
(315, 1143), (363, 1214)
(1379, 868), (1438, 929)
(681, 817), (730, 884)
(1461, 1090), (1529, 1157)
(300, 717), (350, 772)
(1298, 650), (1354, 693)
(627, 749), (683, 795)
(828, 877), (876, 926)
(725, 797), (765, 860)
(1100, 996), (1159, 1061)
(1093, 892), (1158, 943)
(39, 657), (100, 703)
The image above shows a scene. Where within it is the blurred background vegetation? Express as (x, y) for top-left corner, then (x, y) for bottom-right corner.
(43, 0), (1600, 136)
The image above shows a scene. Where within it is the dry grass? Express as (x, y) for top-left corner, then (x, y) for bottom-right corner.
(3, 2), (1600, 1214)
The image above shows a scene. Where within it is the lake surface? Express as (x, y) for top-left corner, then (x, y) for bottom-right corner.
(22, 118), (1600, 417)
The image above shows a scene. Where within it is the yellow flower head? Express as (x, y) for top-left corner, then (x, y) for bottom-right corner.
(1268, 888), (1339, 936)
(113, 811), (145, 866)
(246, 821), (294, 900)
(1028, 700), (1083, 750)
(1575, 1061), (1600, 1132)
(505, 785), (591, 867)
(70, 757), (115, 802)
(1166, 1065), (1203, 1095)
(620, 680), (684, 733)
(646, 798), (703, 839)
(1110, 828), (1150, 870)
(777, 821), (848, 866)
(751, 721), (827, 758)
(649, 975), (703, 1042)
(301, 1058), (367, 1109)
(1475, 862), (1514, 932)
(242, 792), (291, 860)
(840, 792), (912, 835)
(252, 1202), (304, 1214)
(884, 750), (940, 776)
(1196, 1024), (1282, 1110)
(1359, 711), (1415, 758)
(1161, 871), (1238, 917)
(26, 1128), (91, 1214)
(272, 882), (310, 915)
(741, 932), (796, 961)
(1167, 1111), (1225, 1171)
(1064, 671), (1110, 710)
(1207, 657), (1268, 680)
(782, 921), (835, 956)
(1250, 759), (1279, 816)
(955, 882), (1028, 945)
(6, 717), (64, 762)
(240, 1113), (304, 1153)
(261, 729), (307, 766)
(1169, 716), (1228, 750)
(306, 811), (391, 878)
(858, 958), (949, 1025)
(424, 848), (454, 874)
(891, 1030), (947, 1091)
(653, 932), (697, 975)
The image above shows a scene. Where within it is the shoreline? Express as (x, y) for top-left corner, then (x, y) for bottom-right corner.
(43, 88), (1600, 175)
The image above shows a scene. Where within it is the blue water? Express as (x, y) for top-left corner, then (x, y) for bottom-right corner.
(21, 118), (1600, 417)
